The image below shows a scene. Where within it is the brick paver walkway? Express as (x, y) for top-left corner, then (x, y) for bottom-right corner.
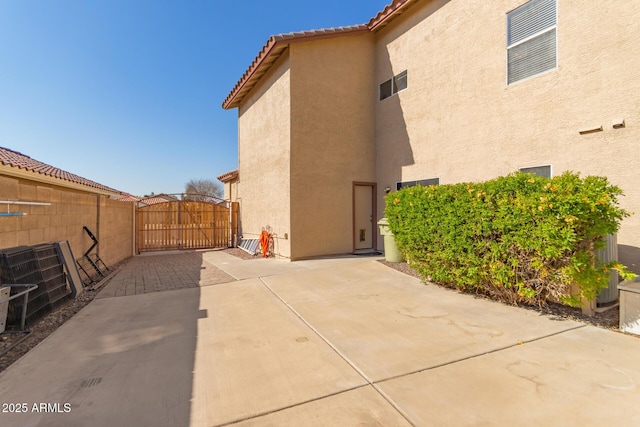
(97, 252), (236, 298)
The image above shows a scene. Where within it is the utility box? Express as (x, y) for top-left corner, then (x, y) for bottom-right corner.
(619, 278), (640, 336)
(0, 285), (10, 333)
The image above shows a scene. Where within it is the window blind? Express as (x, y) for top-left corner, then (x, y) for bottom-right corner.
(507, 0), (557, 84)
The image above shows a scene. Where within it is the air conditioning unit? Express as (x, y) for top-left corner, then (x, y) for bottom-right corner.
(596, 234), (619, 306)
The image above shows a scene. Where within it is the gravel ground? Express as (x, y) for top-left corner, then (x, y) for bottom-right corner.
(0, 251), (623, 374)
(224, 247), (262, 260)
(0, 289), (100, 372)
(0, 259), (129, 373)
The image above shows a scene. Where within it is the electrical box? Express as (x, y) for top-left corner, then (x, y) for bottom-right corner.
(619, 279), (640, 336)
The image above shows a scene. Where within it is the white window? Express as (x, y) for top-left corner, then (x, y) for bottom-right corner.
(520, 165), (552, 178)
(397, 177), (439, 191)
(507, 0), (557, 84)
(379, 70), (407, 101)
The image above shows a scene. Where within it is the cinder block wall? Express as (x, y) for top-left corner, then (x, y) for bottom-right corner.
(98, 196), (135, 266)
(0, 175), (134, 266)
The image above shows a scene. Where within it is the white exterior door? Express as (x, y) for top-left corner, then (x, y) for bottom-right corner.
(354, 184), (374, 250)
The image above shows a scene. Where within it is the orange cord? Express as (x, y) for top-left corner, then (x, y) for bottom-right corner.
(259, 230), (270, 258)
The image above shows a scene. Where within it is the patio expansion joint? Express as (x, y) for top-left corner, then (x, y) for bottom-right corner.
(257, 277), (418, 427)
(374, 323), (589, 386)
(254, 278), (588, 425)
(212, 384), (370, 427)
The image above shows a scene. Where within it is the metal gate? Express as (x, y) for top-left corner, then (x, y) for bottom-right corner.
(137, 199), (238, 252)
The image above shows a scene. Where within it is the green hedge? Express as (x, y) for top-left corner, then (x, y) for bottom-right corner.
(385, 172), (635, 306)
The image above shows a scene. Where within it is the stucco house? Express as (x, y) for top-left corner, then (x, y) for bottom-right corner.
(221, 0), (640, 269)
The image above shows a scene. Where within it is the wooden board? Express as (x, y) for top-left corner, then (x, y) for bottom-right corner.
(55, 241), (84, 298)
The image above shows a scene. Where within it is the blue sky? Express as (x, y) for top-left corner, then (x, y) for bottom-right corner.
(0, 0), (390, 196)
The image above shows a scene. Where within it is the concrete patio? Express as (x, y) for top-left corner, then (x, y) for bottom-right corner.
(0, 250), (639, 426)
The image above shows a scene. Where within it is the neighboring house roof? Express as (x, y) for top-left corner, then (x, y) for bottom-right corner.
(0, 146), (124, 196)
(115, 195), (142, 203)
(138, 194), (179, 206)
(222, 0), (419, 109)
(217, 169), (239, 183)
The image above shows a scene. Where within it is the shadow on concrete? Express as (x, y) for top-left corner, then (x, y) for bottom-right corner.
(97, 251), (208, 427)
(0, 251), (210, 427)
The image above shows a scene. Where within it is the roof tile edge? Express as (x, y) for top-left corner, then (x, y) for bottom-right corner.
(0, 146), (124, 196)
(222, 25), (368, 109)
(221, 1), (420, 110)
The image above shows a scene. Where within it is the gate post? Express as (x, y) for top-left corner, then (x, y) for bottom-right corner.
(135, 205), (140, 254)
(177, 199), (182, 249)
(230, 202), (239, 247)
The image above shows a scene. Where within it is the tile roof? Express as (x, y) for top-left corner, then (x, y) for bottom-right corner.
(222, 0), (418, 109)
(0, 146), (124, 195)
(222, 25), (368, 109)
(367, 0), (417, 31)
(217, 169), (239, 183)
(138, 194), (179, 206)
(115, 195), (142, 202)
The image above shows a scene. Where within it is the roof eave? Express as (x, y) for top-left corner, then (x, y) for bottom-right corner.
(0, 163), (121, 197)
(217, 169), (239, 183)
(222, 38), (285, 110)
(222, 1), (421, 110)
(367, 0), (419, 32)
(222, 25), (369, 110)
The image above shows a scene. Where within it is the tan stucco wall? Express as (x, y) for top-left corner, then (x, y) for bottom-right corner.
(0, 174), (134, 267)
(222, 181), (239, 203)
(374, 0), (640, 271)
(236, 34), (376, 259)
(222, 182), (231, 200)
(237, 52), (292, 257)
(289, 34), (376, 259)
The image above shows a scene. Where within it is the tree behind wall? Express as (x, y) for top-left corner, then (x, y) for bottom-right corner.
(184, 179), (223, 200)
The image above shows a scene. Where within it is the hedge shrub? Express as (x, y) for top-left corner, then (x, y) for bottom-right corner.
(385, 172), (635, 306)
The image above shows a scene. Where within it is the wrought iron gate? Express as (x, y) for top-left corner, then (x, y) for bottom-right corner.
(137, 199), (238, 252)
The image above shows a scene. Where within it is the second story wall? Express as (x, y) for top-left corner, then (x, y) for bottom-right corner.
(289, 33), (376, 259)
(374, 0), (640, 263)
